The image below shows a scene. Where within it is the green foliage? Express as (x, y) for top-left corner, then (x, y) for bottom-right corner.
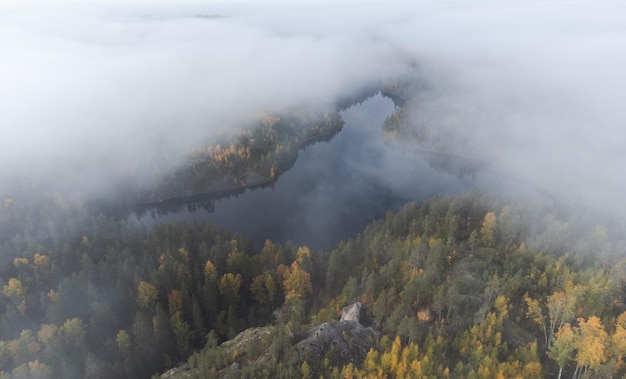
(136, 281), (158, 311)
(307, 193), (626, 379)
(1, 191), (625, 378)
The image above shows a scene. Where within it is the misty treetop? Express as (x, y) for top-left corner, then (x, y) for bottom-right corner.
(3, 190), (624, 378)
(168, 192), (626, 378)
(0, 193), (314, 378)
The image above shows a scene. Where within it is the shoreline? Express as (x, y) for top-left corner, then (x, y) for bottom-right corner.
(134, 127), (342, 210)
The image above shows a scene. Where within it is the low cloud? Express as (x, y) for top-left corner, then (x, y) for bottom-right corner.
(0, 0), (406, 198)
(381, 1), (626, 218)
(2, 0), (626, 219)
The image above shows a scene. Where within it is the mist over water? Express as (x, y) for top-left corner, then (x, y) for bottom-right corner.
(137, 95), (528, 249)
(3, 0), (626, 222)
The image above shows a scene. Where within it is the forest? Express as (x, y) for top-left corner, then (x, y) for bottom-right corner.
(0, 189), (625, 379)
(179, 192), (626, 379)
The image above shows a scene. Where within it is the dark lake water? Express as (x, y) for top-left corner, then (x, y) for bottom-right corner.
(135, 94), (507, 250)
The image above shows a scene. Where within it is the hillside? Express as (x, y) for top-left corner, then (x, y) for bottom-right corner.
(155, 192), (626, 378)
(0, 189), (624, 378)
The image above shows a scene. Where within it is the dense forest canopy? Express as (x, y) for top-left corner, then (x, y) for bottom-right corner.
(1, 188), (625, 378)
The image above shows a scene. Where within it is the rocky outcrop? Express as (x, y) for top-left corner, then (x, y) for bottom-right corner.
(296, 320), (377, 367)
(296, 302), (377, 368)
(159, 303), (377, 378)
(340, 301), (362, 322)
(340, 301), (373, 326)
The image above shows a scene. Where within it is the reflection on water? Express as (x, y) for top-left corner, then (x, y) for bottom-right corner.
(135, 94), (486, 249)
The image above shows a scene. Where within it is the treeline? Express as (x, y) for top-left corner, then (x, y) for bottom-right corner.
(142, 110), (343, 203)
(182, 192), (626, 378)
(1, 192), (625, 378)
(0, 195), (314, 378)
(309, 193), (626, 378)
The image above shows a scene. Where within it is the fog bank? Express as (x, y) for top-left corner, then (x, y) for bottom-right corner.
(0, 0), (407, 198)
(2, 0), (626, 219)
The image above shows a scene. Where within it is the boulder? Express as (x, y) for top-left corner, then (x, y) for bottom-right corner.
(340, 302), (362, 322)
(340, 302), (372, 325)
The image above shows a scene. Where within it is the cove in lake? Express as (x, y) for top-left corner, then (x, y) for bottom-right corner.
(134, 94), (535, 250)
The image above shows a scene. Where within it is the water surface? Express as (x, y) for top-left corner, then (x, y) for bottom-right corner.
(137, 95), (480, 249)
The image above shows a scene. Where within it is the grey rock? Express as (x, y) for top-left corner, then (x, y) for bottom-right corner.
(296, 317), (377, 367)
(340, 302), (362, 322)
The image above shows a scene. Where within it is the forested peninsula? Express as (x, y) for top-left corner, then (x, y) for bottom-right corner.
(137, 109), (344, 206)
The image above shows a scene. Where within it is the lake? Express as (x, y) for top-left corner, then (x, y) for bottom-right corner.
(135, 94), (511, 250)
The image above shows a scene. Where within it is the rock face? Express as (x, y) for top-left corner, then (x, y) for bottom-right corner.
(340, 301), (372, 326)
(296, 321), (377, 366)
(297, 302), (377, 368)
(159, 303), (377, 378)
(340, 302), (362, 322)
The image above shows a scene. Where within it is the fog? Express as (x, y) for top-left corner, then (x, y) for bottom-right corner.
(2, 0), (626, 218)
(139, 94), (485, 250)
(0, 0), (407, 198)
